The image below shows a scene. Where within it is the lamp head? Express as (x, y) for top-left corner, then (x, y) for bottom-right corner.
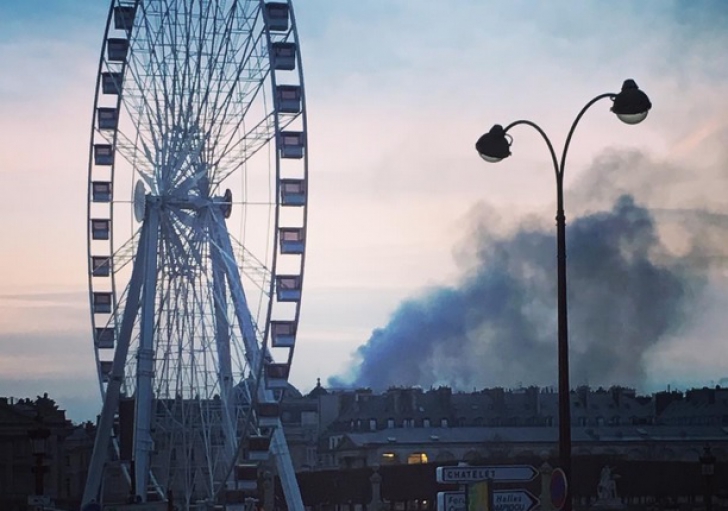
(611, 79), (652, 125)
(475, 124), (512, 162)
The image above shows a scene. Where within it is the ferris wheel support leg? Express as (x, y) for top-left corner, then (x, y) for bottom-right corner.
(271, 422), (305, 511)
(133, 203), (161, 501)
(82, 214), (152, 509)
(211, 247), (237, 460)
(212, 207), (305, 511)
(211, 217), (262, 369)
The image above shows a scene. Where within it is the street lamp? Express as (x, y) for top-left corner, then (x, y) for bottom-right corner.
(28, 418), (51, 497)
(700, 445), (716, 511)
(474, 79), (652, 511)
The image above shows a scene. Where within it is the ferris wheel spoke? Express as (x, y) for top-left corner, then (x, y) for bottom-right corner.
(226, 231), (273, 298)
(125, 3), (272, 195)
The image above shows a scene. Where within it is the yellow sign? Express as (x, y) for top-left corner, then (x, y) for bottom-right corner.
(468, 480), (491, 511)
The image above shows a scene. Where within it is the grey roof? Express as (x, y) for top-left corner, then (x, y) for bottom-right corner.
(330, 424), (728, 449)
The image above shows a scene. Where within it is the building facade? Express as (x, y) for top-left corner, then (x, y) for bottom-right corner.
(2, 384), (727, 509)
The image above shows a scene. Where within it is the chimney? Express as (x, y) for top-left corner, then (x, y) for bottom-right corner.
(654, 390), (683, 416)
(526, 386), (540, 415)
(577, 386), (589, 408)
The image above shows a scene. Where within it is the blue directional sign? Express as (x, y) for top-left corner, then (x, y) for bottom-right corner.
(438, 491), (466, 511)
(493, 489), (540, 511)
(436, 465), (538, 484)
(437, 490), (540, 511)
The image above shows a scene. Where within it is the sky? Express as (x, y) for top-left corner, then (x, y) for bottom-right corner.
(1, 1), (727, 423)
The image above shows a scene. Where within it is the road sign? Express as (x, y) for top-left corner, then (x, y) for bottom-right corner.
(439, 492), (467, 511)
(469, 481), (492, 511)
(550, 468), (568, 511)
(493, 490), (539, 511)
(436, 465), (538, 484)
(438, 490), (539, 511)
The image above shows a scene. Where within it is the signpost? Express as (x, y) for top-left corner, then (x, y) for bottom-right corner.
(438, 490), (539, 511)
(436, 465), (538, 484)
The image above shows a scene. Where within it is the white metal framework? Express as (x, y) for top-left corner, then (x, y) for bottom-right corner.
(83, 2), (308, 510)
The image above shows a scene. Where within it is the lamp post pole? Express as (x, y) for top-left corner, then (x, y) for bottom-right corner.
(28, 419), (51, 497)
(474, 80), (652, 511)
(701, 445), (716, 511)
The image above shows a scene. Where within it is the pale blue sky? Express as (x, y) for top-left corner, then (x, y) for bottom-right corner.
(1, 1), (727, 422)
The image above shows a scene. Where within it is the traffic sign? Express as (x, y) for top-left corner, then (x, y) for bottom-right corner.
(493, 490), (539, 511)
(438, 492), (466, 511)
(469, 481), (492, 511)
(438, 490), (539, 511)
(436, 465), (538, 484)
(550, 468), (568, 511)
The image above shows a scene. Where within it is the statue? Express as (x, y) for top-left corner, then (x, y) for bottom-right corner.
(592, 466), (623, 510)
(597, 466), (617, 500)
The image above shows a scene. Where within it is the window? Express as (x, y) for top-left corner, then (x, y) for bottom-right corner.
(387, 418), (395, 429)
(403, 418), (414, 428)
(440, 418), (449, 428)
(423, 418), (431, 428)
(369, 419), (377, 431)
(407, 452), (428, 464)
(306, 446), (317, 467)
(381, 452), (398, 464)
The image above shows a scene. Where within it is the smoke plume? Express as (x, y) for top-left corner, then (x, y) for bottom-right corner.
(330, 148), (728, 391)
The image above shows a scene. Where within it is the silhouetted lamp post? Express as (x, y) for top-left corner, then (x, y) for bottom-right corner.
(701, 445), (716, 511)
(28, 419), (51, 497)
(474, 79), (652, 511)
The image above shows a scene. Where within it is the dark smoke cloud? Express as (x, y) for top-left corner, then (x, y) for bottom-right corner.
(330, 150), (726, 392)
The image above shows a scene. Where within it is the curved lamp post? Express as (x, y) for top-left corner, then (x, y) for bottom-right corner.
(474, 79), (651, 511)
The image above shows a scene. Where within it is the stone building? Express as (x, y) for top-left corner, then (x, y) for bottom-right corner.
(0, 395), (93, 511)
(2, 384), (727, 509)
(280, 384), (728, 471)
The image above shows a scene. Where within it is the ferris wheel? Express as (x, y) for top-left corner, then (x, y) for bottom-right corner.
(83, 1), (308, 509)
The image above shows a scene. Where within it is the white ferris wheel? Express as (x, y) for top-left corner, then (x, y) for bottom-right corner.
(83, 1), (308, 509)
